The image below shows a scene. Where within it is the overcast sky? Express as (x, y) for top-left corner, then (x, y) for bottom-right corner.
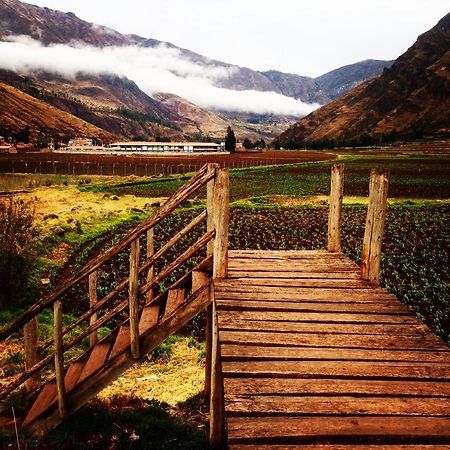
(27, 0), (448, 77)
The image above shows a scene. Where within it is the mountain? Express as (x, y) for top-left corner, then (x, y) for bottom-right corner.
(315, 59), (394, 100)
(0, 81), (112, 143)
(277, 14), (450, 148)
(0, 0), (140, 46)
(0, 0), (395, 143)
(0, 70), (188, 141)
(153, 93), (275, 141)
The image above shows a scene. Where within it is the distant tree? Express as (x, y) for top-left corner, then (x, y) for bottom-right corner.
(256, 138), (266, 149)
(225, 126), (236, 152)
(242, 138), (254, 150)
(155, 135), (171, 142)
(16, 125), (30, 144)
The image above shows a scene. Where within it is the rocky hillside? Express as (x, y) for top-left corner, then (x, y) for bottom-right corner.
(0, 81), (112, 143)
(277, 14), (450, 148)
(315, 59), (394, 100)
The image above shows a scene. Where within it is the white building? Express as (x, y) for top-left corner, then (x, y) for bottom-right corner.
(109, 141), (225, 153)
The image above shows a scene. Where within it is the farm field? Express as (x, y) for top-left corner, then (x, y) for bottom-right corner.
(84, 155), (450, 200)
(0, 150), (334, 177)
(0, 151), (449, 448)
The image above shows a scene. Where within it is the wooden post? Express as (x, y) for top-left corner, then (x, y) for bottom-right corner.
(209, 167), (229, 446)
(204, 166), (216, 397)
(209, 285), (225, 446)
(328, 164), (344, 252)
(361, 170), (389, 285)
(146, 228), (154, 302)
(88, 270), (98, 347)
(54, 300), (68, 419)
(129, 238), (140, 359)
(212, 168), (230, 279)
(24, 316), (40, 392)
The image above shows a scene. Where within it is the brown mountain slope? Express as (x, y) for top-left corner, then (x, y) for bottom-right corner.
(0, 70), (191, 141)
(277, 14), (450, 147)
(154, 93), (290, 141)
(0, 81), (113, 143)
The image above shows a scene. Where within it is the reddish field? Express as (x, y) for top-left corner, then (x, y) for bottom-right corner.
(0, 151), (334, 176)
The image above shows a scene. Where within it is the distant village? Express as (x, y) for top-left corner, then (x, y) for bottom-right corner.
(0, 136), (41, 154)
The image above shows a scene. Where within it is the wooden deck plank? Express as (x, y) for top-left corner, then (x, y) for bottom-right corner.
(216, 250), (450, 447)
(214, 288), (398, 302)
(225, 395), (450, 416)
(216, 300), (410, 314)
(222, 360), (450, 379)
(226, 416), (450, 443)
(222, 278), (369, 288)
(220, 345), (450, 362)
(227, 271), (361, 279)
(217, 310), (419, 324)
(223, 377), (450, 396)
(217, 300), (416, 317)
(220, 331), (444, 350)
(218, 319), (428, 335)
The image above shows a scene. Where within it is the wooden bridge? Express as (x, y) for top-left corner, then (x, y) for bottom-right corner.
(1, 164), (450, 448)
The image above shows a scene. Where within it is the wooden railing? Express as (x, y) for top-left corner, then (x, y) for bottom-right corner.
(0, 164), (230, 422)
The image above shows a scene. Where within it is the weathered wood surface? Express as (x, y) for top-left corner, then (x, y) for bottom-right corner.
(217, 250), (450, 448)
(361, 170), (389, 285)
(129, 239), (140, 359)
(327, 163), (344, 252)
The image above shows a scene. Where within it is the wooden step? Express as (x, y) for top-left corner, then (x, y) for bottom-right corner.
(23, 382), (57, 427)
(64, 361), (85, 393)
(139, 305), (160, 335)
(191, 270), (209, 292)
(109, 326), (130, 359)
(78, 342), (112, 383)
(164, 288), (185, 316)
(23, 360), (85, 427)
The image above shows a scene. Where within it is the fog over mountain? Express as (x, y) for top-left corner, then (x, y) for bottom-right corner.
(0, 36), (321, 116)
(0, 0), (400, 141)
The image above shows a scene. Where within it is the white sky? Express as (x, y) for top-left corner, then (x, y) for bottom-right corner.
(26, 0), (449, 77)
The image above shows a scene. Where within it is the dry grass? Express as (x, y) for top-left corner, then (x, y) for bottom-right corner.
(17, 185), (165, 236)
(98, 338), (204, 407)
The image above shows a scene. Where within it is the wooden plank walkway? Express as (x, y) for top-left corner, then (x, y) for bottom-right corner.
(215, 250), (450, 448)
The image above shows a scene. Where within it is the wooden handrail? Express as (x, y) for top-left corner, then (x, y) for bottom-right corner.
(0, 164), (216, 341)
(0, 255), (213, 402)
(0, 164), (222, 409)
(38, 209), (208, 352)
(140, 229), (215, 295)
(60, 230), (214, 354)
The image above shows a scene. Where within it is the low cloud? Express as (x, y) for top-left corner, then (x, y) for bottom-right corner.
(0, 36), (319, 116)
